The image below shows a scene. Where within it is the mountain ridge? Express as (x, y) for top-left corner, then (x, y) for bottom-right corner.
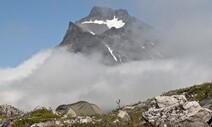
(59, 6), (161, 64)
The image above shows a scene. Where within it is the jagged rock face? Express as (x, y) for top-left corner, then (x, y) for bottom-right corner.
(60, 6), (161, 64)
(142, 95), (212, 127)
(199, 98), (212, 110)
(155, 95), (187, 108)
(0, 104), (23, 117)
(0, 105), (24, 127)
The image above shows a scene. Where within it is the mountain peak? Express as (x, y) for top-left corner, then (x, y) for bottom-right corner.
(60, 7), (160, 64)
(89, 6), (113, 18)
(88, 6), (129, 20)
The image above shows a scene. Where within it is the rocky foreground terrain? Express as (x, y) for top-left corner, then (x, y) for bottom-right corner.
(0, 82), (211, 127)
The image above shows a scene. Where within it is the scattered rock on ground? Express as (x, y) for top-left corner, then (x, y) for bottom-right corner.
(142, 95), (212, 127)
(117, 110), (130, 121)
(0, 104), (23, 117)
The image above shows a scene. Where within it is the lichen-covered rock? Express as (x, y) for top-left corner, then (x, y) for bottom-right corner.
(168, 121), (210, 127)
(122, 106), (135, 110)
(199, 98), (212, 110)
(0, 105), (24, 127)
(117, 110), (130, 121)
(75, 116), (93, 123)
(142, 95), (212, 127)
(155, 95), (187, 108)
(0, 104), (23, 117)
(31, 121), (61, 127)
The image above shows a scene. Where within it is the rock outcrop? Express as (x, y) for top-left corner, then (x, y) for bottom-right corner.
(30, 116), (95, 127)
(200, 98), (212, 110)
(142, 95), (212, 127)
(117, 110), (130, 121)
(0, 105), (24, 127)
(0, 105), (23, 117)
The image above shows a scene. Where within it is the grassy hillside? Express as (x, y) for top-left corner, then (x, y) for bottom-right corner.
(10, 82), (212, 127)
(163, 82), (212, 101)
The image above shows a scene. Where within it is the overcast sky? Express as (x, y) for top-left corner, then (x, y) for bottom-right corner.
(0, 0), (212, 111)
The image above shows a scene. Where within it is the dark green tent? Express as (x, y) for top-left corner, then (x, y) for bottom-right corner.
(56, 101), (102, 117)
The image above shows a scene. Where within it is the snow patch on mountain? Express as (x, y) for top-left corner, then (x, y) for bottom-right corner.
(140, 45), (146, 49)
(118, 55), (123, 64)
(156, 51), (163, 58)
(105, 45), (118, 62)
(82, 16), (125, 29)
(88, 30), (95, 35)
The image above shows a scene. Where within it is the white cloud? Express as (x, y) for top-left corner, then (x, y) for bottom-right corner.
(0, 48), (211, 111)
(0, 49), (52, 86)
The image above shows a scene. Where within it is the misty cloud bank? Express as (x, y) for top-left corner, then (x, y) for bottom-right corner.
(0, 47), (211, 111)
(0, 1), (212, 111)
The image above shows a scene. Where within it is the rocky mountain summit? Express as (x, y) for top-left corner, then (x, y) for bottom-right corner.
(0, 82), (211, 127)
(59, 6), (161, 64)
